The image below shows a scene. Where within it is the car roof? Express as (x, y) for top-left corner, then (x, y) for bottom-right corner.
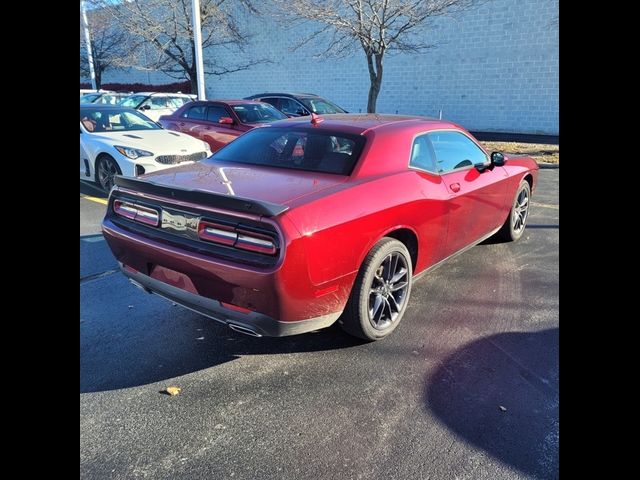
(80, 104), (138, 113)
(128, 92), (193, 97)
(246, 92), (323, 99)
(188, 99), (271, 106)
(267, 113), (459, 135)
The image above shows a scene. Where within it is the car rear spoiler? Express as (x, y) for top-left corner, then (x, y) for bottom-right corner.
(114, 176), (289, 217)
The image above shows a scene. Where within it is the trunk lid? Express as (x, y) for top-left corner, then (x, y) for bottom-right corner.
(141, 160), (348, 207)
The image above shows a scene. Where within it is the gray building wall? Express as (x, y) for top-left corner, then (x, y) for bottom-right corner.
(94, 0), (559, 134)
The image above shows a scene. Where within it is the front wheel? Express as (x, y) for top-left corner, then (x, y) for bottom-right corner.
(340, 238), (413, 341)
(496, 179), (531, 242)
(96, 155), (121, 192)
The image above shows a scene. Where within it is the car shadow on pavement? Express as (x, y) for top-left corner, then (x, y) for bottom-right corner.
(425, 328), (558, 479)
(80, 180), (108, 198)
(80, 306), (367, 394)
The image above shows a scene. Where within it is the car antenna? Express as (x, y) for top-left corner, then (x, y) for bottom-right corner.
(310, 112), (324, 125)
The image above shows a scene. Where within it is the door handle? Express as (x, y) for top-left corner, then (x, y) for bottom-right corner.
(449, 183), (461, 193)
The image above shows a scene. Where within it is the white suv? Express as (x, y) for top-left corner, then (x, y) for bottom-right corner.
(119, 92), (195, 122)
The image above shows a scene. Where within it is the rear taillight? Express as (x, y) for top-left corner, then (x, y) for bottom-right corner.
(198, 220), (277, 255)
(113, 200), (159, 227)
(198, 221), (236, 246)
(235, 229), (278, 255)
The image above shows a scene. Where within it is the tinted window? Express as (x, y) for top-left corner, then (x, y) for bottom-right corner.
(428, 131), (487, 173)
(210, 128), (365, 175)
(206, 106), (229, 122)
(184, 105), (206, 120)
(260, 97), (280, 109)
(233, 104), (287, 123)
(279, 98), (306, 115)
(409, 135), (437, 172)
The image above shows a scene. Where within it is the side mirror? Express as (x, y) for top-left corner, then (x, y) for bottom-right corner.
(219, 116), (234, 125)
(140, 104), (151, 110)
(491, 152), (506, 166)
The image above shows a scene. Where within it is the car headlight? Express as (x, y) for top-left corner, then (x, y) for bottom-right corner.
(114, 145), (154, 159)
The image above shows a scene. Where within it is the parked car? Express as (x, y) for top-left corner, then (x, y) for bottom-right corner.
(118, 92), (195, 122)
(244, 92), (347, 117)
(80, 104), (211, 191)
(158, 100), (288, 152)
(80, 92), (130, 105)
(102, 114), (538, 340)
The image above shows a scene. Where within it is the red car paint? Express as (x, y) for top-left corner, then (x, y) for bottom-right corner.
(158, 99), (286, 152)
(102, 114), (538, 336)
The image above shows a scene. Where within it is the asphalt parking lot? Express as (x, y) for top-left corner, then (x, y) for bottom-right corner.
(80, 170), (558, 480)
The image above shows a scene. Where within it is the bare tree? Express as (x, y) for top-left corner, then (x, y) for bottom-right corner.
(95, 0), (265, 93)
(80, 6), (130, 88)
(273, 0), (480, 113)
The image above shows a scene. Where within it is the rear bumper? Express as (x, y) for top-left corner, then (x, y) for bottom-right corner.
(121, 264), (340, 337)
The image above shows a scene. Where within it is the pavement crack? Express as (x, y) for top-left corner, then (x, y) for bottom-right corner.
(80, 268), (119, 284)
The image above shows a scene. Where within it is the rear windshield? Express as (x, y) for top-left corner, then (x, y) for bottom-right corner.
(208, 127), (365, 175)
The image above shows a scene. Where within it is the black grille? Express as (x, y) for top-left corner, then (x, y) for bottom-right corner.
(155, 151), (208, 165)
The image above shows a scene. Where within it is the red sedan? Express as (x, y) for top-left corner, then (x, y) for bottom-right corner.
(102, 114), (538, 340)
(158, 100), (287, 152)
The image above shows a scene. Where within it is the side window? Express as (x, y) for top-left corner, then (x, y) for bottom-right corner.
(409, 135), (437, 172)
(183, 105), (206, 120)
(428, 131), (487, 173)
(167, 97), (185, 109)
(206, 106), (230, 122)
(279, 98), (306, 115)
(261, 97), (280, 109)
(148, 97), (168, 110)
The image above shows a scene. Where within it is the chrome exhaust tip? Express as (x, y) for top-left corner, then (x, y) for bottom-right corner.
(228, 323), (262, 337)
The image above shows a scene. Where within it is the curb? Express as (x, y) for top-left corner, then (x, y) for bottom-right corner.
(537, 163), (559, 170)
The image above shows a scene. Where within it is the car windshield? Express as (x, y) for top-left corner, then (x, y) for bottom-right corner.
(233, 103), (287, 124)
(300, 97), (346, 114)
(80, 108), (161, 133)
(80, 94), (101, 103)
(93, 94), (127, 105)
(209, 127), (365, 175)
(119, 95), (148, 109)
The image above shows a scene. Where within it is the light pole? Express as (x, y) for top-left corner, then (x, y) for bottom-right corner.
(81, 0), (97, 90)
(191, 0), (206, 99)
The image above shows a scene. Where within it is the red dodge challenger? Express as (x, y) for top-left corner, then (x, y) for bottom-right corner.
(158, 100), (287, 153)
(102, 114), (538, 340)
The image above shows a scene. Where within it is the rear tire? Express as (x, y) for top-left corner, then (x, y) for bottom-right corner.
(340, 238), (413, 341)
(495, 179), (531, 242)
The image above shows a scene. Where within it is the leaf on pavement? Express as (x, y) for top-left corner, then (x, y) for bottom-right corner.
(165, 386), (181, 396)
